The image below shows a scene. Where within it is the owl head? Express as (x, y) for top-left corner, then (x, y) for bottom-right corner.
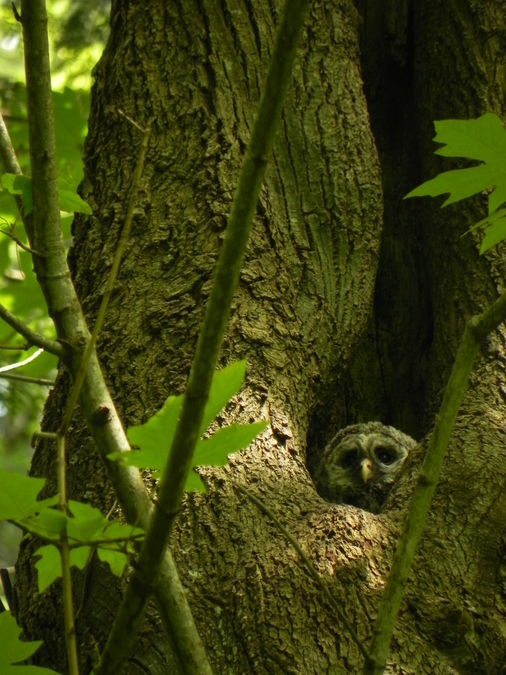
(314, 422), (416, 513)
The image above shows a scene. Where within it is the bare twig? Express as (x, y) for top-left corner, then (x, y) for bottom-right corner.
(0, 372), (54, 386)
(0, 303), (63, 357)
(16, 0), (211, 669)
(0, 343), (30, 350)
(0, 227), (44, 256)
(0, 568), (13, 611)
(0, 346), (42, 372)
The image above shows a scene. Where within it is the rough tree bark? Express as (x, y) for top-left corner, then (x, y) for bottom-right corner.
(13, 0), (506, 673)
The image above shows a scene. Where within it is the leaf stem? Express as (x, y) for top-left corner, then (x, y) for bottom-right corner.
(56, 432), (79, 675)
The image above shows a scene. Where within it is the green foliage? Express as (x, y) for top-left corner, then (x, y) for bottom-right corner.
(109, 361), (268, 492)
(0, 468), (55, 520)
(0, 0), (110, 91)
(0, 468), (143, 590)
(405, 113), (506, 253)
(1, 173), (91, 216)
(0, 611), (59, 674)
(0, 84), (90, 495)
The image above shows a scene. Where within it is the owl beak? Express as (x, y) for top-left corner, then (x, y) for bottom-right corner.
(361, 459), (373, 484)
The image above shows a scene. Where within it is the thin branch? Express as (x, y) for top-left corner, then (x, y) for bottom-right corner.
(19, 0), (212, 670)
(364, 290), (506, 675)
(58, 121), (151, 438)
(0, 302), (63, 357)
(0, 568), (13, 611)
(93, 1), (311, 672)
(0, 112), (22, 175)
(0, 372), (54, 386)
(233, 482), (372, 664)
(0, 227), (44, 256)
(0, 343), (30, 350)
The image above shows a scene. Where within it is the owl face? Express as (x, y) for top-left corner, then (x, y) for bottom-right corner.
(314, 423), (416, 513)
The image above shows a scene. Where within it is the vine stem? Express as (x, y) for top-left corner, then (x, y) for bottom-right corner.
(364, 290), (506, 674)
(56, 434), (79, 675)
(93, 0), (311, 672)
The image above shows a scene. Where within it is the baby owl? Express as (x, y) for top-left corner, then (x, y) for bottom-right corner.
(314, 422), (416, 513)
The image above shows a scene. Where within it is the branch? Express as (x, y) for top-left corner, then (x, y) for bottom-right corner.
(0, 303), (63, 357)
(233, 482), (372, 664)
(58, 120), (151, 438)
(93, 1), (311, 672)
(0, 372), (54, 386)
(364, 290), (506, 674)
(19, 2), (211, 672)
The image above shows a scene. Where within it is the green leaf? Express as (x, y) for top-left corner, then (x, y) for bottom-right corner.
(1, 174), (33, 214)
(480, 218), (506, 253)
(70, 546), (92, 570)
(109, 361), (267, 492)
(33, 545), (60, 593)
(0, 173), (91, 216)
(97, 548), (128, 577)
(108, 395), (183, 471)
(405, 114), (506, 214)
(199, 360), (246, 434)
(188, 421), (268, 493)
(110, 361), (247, 472)
(67, 500), (106, 544)
(0, 467), (46, 520)
(33, 544), (91, 593)
(17, 507), (67, 541)
(404, 113), (506, 253)
(0, 611), (59, 674)
(58, 189), (92, 215)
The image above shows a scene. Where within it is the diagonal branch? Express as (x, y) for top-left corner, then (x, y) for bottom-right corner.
(93, 1), (311, 673)
(0, 302), (63, 357)
(364, 290), (506, 674)
(18, 2), (211, 674)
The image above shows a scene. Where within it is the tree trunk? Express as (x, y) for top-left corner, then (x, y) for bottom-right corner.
(13, 0), (506, 673)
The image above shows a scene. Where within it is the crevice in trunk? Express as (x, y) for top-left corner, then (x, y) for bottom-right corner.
(307, 0), (433, 477)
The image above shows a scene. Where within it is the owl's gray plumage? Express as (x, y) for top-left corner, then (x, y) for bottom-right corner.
(314, 422), (416, 513)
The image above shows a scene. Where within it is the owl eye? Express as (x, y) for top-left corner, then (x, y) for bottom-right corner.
(375, 447), (396, 465)
(341, 449), (358, 468)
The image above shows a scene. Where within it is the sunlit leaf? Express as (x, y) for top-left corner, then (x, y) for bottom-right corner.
(0, 611), (59, 674)
(97, 548), (128, 577)
(0, 468), (46, 520)
(109, 361), (267, 492)
(33, 544), (91, 593)
(199, 360), (247, 434)
(405, 113), (506, 252)
(67, 500), (106, 543)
